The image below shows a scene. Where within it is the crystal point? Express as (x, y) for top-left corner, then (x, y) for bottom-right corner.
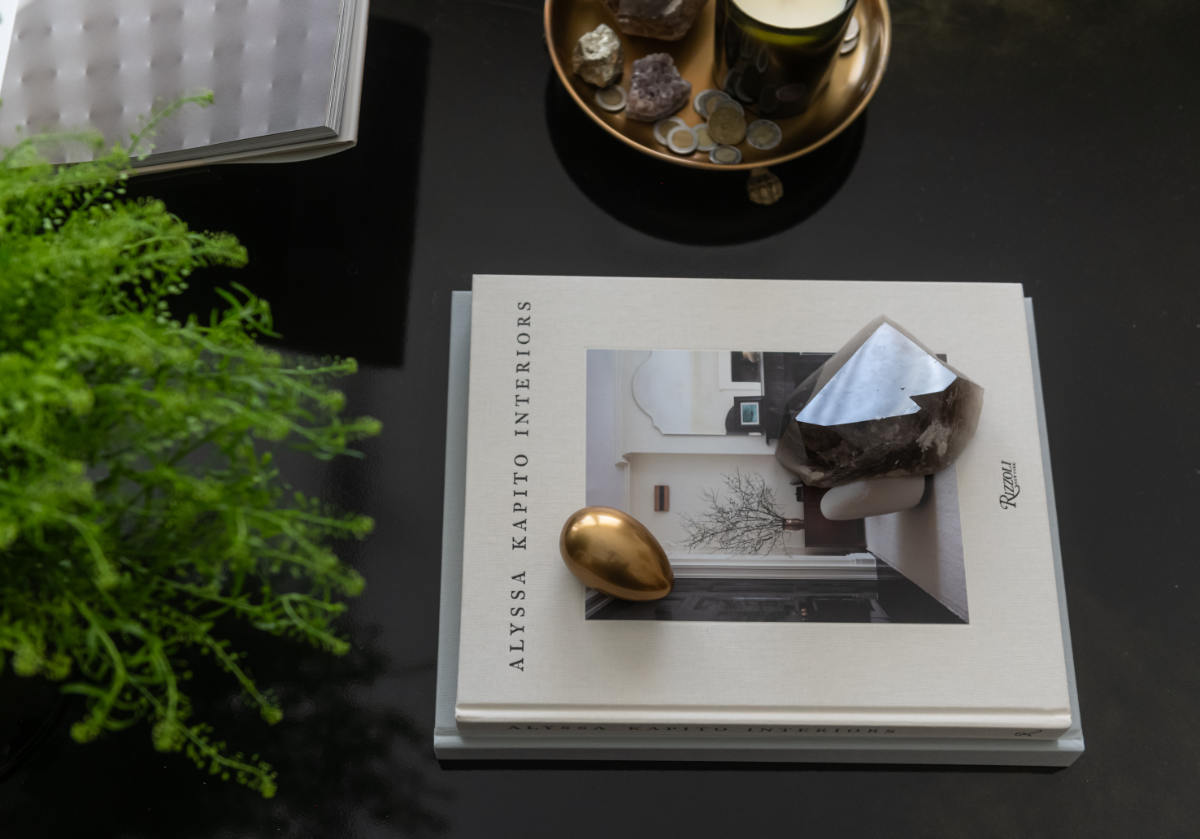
(775, 317), (983, 488)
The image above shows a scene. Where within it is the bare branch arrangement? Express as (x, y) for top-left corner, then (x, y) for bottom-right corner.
(680, 471), (803, 554)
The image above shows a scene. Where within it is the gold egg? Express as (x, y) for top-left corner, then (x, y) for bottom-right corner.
(559, 507), (674, 601)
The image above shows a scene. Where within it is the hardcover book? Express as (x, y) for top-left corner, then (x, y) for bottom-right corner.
(441, 275), (1081, 758)
(0, 0), (366, 170)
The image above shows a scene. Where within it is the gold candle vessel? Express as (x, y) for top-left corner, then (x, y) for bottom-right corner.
(715, 0), (859, 117)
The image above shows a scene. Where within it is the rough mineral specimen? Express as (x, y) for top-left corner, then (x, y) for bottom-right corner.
(747, 167), (783, 205)
(775, 317), (984, 488)
(602, 0), (708, 41)
(626, 53), (692, 121)
(571, 23), (624, 88)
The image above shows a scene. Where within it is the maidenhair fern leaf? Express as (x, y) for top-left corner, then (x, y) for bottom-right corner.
(0, 98), (379, 797)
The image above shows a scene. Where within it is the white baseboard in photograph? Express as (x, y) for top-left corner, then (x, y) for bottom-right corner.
(669, 553), (878, 580)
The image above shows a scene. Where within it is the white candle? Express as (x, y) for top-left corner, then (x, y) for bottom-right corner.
(733, 0), (848, 28)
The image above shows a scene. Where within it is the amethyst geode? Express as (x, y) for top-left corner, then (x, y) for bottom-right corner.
(775, 317), (984, 488)
(626, 53), (691, 121)
(602, 0), (708, 41)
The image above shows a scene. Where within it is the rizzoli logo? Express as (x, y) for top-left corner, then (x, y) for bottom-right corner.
(999, 460), (1020, 509)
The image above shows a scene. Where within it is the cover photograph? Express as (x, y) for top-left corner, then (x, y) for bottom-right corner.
(583, 347), (967, 625)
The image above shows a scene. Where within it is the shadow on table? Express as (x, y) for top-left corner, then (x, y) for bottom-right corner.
(545, 72), (866, 245)
(0, 624), (448, 838)
(131, 17), (429, 367)
(0, 678), (67, 783)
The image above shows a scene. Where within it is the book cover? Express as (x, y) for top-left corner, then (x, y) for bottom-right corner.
(454, 276), (1072, 740)
(0, 0), (364, 168)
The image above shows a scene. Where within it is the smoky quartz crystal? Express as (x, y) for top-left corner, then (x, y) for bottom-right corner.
(775, 317), (984, 488)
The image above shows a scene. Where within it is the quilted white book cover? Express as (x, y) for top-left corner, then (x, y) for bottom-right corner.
(0, 0), (358, 164)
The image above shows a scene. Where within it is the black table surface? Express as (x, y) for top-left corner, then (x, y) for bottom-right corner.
(4, 1), (1199, 836)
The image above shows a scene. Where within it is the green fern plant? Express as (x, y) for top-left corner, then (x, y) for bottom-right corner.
(0, 97), (380, 797)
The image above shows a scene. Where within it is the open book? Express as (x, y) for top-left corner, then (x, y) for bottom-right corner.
(0, 0), (366, 170)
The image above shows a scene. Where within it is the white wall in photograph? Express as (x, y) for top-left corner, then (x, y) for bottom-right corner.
(617, 350), (769, 457)
(865, 467), (969, 621)
(631, 350), (760, 435)
(626, 452), (805, 555)
(586, 349), (627, 509)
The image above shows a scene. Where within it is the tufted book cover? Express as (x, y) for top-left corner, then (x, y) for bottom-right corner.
(0, 0), (365, 168)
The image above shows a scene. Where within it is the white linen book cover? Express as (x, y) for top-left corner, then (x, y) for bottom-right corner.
(455, 275), (1072, 740)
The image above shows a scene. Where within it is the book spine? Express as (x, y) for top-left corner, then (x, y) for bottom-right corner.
(455, 712), (1070, 741)
(435, 728), (1084, 765)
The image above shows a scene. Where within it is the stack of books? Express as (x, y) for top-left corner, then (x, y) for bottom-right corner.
(435, 275), (1083, 766)
(0, 0), (366, 169)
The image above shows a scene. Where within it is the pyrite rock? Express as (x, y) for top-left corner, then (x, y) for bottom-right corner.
(602, 0), (708, 42)
(626, 53), (691, 121)
(775, 317), (983, 488)
(571, 23), (623, 87)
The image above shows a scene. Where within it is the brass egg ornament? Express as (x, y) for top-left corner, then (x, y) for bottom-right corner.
(559, 507), (674, 601)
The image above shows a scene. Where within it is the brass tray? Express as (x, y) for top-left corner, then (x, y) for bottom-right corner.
(545, 0), (891, 171)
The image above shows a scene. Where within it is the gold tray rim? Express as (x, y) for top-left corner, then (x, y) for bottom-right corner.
(544, 0), (892, 172)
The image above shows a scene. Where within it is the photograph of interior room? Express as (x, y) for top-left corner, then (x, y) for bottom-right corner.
(585, 349), (968, 624)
